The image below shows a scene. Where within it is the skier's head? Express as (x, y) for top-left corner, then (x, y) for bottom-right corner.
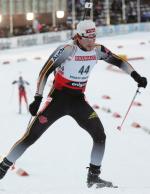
(19, 76), (23, 81)
(75, 20), (96, 51)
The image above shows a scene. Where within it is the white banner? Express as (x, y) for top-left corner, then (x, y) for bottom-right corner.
(0, 23), (150, 50)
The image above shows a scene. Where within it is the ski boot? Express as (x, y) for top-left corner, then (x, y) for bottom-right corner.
(0, 157), (13, 179)
(87, 164), (117, 188)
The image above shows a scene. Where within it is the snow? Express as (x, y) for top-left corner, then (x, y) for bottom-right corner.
(0, 31), (150, 193)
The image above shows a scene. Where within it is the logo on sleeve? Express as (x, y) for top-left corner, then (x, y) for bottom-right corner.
(38, 115), (48, 124)
(53, 48), (65, 62)
(88, 112), (98, 119)
(104, 47), (110, 54)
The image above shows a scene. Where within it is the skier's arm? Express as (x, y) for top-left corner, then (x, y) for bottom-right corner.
(25, 81), (30, 85)
(35, 44), (74, 97)
(96, 44), (135, 74)
(12, 81), (17, 84)
(29, 44), (74, 116)
(96, 44), (147, 88)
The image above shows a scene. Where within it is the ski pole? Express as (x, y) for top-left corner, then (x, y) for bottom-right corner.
(117, 87), (140, 131)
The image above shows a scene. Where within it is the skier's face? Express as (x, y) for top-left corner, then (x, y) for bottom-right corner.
(77, 34), (96, 51)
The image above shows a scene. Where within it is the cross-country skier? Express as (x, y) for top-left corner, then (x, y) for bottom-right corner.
(12, 75), (30, 114)
(0, 20), (147, 188)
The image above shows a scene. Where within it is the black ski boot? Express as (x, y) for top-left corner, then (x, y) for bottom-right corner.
(87, 164), (117, 188)
(0, 157), (13, 179)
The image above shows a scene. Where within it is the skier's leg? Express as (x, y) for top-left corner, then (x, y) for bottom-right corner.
(0, 97), (66, 179)
(7, 99), (65, 163)
(71, 100), (106, 167)
(70, 99), (115, 187)
(19, 89), (22, 114)
(23, 90), (29, 112)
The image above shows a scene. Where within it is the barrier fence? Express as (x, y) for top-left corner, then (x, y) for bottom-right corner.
(0, 22), (150, 50)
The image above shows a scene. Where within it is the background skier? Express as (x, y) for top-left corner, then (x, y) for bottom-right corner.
(12, 75), (30, 114)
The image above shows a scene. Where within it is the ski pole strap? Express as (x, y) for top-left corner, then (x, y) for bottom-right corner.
(136, 87), (140, 94)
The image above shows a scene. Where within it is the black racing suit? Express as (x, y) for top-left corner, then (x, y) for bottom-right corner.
(6, 41), (135, 167)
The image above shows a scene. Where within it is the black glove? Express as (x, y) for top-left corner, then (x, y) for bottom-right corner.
(131, 71), (147, 88)
(29, 95), (43, 116)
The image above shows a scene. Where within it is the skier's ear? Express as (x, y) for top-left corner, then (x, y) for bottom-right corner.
(77, 33), (82, 39)
(74, 34), (82, 40)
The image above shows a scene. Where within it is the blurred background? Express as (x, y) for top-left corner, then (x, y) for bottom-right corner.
(0, 0), (150, 38)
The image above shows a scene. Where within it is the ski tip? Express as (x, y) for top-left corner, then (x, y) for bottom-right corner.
(112, 185), (119, 188)
(96, 184), (119, 189)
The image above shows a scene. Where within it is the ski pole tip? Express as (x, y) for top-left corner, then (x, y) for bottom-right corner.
(117, 126), (121, 130)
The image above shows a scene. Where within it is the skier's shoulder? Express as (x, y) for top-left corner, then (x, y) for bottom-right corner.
(57, 40), (76, 52)
(95, 43), (112, 55)
(94, 43), (101, 48)
(94, 43), (109, 52)
(94, 43), (112, 60)
(51, 40), (76, 61)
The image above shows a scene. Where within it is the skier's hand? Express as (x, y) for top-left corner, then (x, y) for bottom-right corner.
(131, 71), (147, 88)
(136, 76), (147, 88)
(29, 95), (43, 116)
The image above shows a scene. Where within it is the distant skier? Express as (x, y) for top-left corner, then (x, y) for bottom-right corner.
(12, 75), (29, 114)
(0, 20), (147, 187)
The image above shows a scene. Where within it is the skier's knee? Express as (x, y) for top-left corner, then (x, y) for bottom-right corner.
(21, 133), (40, 147)
(94, 133), (106, 144)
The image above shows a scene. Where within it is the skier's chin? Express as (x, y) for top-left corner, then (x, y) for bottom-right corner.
(85, 45), (94, 51)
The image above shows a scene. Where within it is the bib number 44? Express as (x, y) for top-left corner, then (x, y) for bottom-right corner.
(78, 65), (90, 75)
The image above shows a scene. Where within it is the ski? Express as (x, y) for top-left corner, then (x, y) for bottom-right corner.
(96, 182), (118, 188)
